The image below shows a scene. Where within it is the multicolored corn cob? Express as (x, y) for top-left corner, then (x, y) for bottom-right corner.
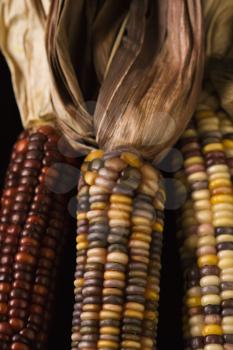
(177, 109), (233, 350)
(71, 150), (165, 350)
(0, 125), (74, 350)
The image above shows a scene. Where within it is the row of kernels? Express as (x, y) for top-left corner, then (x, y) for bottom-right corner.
(181, 120), (221, 350)
(73, 150), (165, 350)
(195, 110), (224, 350)
(141, 214), (164, 349)
(182, 126), (207, 348)
(175, 132), (203, 349)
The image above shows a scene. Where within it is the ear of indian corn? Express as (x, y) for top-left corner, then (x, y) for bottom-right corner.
(71, 150), (165, 350)
(177, 109), (233, 350)
(0, 125), (73, 350)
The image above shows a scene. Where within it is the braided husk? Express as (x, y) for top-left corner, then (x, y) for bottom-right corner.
(46, 0), (204, 163)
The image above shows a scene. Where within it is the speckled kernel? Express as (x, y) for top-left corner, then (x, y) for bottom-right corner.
(73, 149), (165, 350)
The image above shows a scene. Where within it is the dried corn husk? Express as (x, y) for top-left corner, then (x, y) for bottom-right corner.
(0, 0), (54, 128)
(47, 0), (204, 162)
(203, 0), (233, 117)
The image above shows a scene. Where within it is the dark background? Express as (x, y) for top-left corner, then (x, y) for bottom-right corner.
(0, 52), (183, 349)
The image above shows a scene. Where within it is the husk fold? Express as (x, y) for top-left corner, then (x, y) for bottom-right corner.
(203, 0), (233, 117)
(0, 0), (54, 129)
(47, 0), (204, 163)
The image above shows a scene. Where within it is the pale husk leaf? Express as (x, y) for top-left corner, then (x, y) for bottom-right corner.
(0, 0), (55, 128)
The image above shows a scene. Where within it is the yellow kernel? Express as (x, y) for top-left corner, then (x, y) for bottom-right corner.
(145, 290), (159, 301)
(223, 140), (233, 149)
(184, 156), (204, 167)
(107, 252), (128, 265)
(217, 235), (233, 243)
(186, 297), (202, 308)
(121, 340), (141, 349)
(110, 194), (132, 205)
(152, 222), (163, 233)
(131, 233), (152, 243)
(218, 250), (233, 259)
(74, 278), (84, 288)
(209, 178), (232, 190)
(84, 171), (97, 185)
(211, 194), (233, 205)
(132, 225), (151, 234)
(198, 255), (218, 268)
(218, 258), (233, 270)
(214, 218), (233, 227)
(121, 152), (142, 168)
(81, 162), (88, 173)
(213, 211), (233, 219)
(221, 290), (233, 300)
(201, 295), (221, 306)
(209, 174), (231, 183)
(192, 189), (210, 201)
(188, 172), (208, 182)
(196, 110), (215, 118)
(132, 216), (151, 226)
(124, 309), (144, 319)
(82, 304), (101, 312)
(98, 340), (118, 349)
(203, 143), (224, 153)
(76, 234), (87, 243)
(200, 276), (220, 287)
(221, 274), (233, 283)
(108, 209), (130, 220)
(109, 218), (131, 227)
(87, 248), (106, 257)
(194, 199), (211, 211)
(198, 236), (216, 247)
(141, 164), (158, 181)
(77, 213), (87, 220)
(212, 203), (233, 213)
(138, 183), (157, 196)
(103, 288), (123, 297)
(103, 304), (122, 313)
(104, 271), (125, 281)
(80, 311), (99, 320)
(129, 240), (150, 250)
(144, 310), (158, 321)
(85, 150), (104, 162)
(125, 302), (145, 312)
(77, 241), (88, 250)
(195, 210), (212, 224)
(207, 164), (229, 174)
(183, 129), (197, 137)
(100, 327), (120, 335)
(90, 202), (107, 210)
(110, 203), (132, 212)
(100, 310), (121, 320)
(202, 325), (223, 336)
(141, 337), (154, 347)
(204, 344), (223, 350)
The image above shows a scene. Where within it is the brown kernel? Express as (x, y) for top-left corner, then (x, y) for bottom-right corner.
(15, 139), (28, 154)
